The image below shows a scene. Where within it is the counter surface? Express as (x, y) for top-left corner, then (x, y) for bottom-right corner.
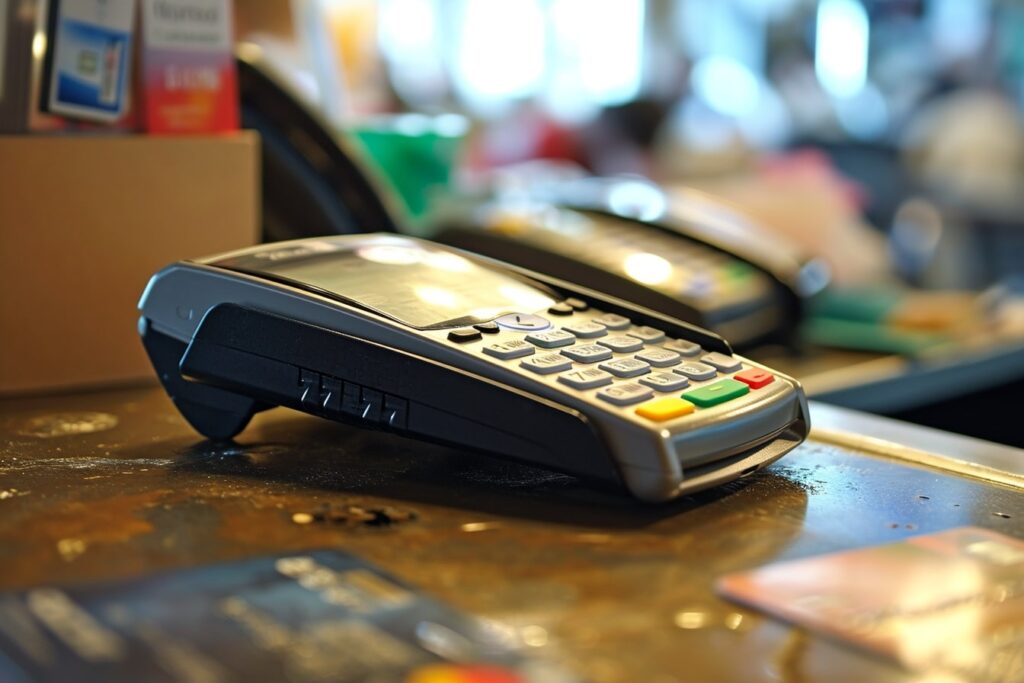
(1, 386), (1021, 682)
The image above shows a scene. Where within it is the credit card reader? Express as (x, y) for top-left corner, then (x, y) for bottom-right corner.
(435, 176), (831, 348)
(138, 234), (809, 502)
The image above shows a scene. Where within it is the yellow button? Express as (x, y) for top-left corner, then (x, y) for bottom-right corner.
(635, 397), (696, 421)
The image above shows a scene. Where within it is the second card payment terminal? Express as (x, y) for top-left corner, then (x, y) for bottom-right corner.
(138, 234), (809, 502)
(435, 176), (831, 348)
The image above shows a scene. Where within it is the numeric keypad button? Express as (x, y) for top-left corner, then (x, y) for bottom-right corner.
(482, 339), (535, 360)
(674, 361), (717, 381)
(598, 358), (651, 378)
(562, 321), (607, 339)
(639, 372), (689, 392)
(626, 326), (666, 343)
(592, 313), (631, 330)
(663, 339), (702, 357)
(701, 352), (742, 373)
(525, 329), (576, 348)
(636, 348), (681, 367)
(521, 354), (573, 375)
(560, 344), (613, 363)
(596, 336), (644, 353)
(596, 382), (654, 406)
(558, 367), (614, 389)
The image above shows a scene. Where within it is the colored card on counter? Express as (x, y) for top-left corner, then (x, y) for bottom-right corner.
(0, 550), (577, 683)
(716, 527), (1024, 678)
(41, 0), (135, 122)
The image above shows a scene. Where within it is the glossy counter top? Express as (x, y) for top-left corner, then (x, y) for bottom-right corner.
(0, 386), (1021, 682)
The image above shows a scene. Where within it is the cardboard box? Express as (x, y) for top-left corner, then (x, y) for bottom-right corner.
(0, 132), (260, 394)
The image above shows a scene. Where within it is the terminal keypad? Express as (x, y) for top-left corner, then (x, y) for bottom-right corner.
(449, 301), (772, 424)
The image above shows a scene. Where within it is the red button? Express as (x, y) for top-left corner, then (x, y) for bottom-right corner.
(735, 368), (775, 389)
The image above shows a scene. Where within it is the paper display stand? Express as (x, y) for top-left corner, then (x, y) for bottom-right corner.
(0, 132), (260, 394)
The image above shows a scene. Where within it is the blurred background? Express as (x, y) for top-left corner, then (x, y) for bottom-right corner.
(5, 0), (1023, 446)
(228, 0), (1024, 445)
(238, 0), (1024, 288)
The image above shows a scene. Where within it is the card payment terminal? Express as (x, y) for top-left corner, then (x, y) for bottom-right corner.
(138, 234), (809, 502)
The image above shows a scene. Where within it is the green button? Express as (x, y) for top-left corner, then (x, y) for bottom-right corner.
(682, 379), (749, 407)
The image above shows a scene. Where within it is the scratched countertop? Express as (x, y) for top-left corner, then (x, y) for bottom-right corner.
(0, 386), (1021, 683)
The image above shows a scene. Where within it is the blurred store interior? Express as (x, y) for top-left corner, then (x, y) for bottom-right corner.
(232, 0), (1024, 445)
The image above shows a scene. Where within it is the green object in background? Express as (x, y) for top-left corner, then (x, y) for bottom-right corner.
(807, 287), (904, 323)
(800, 317), (951, 355)
(724, 260), (755, 282)
(802, 286), (954, 355)
(349, 114), (468, 226)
